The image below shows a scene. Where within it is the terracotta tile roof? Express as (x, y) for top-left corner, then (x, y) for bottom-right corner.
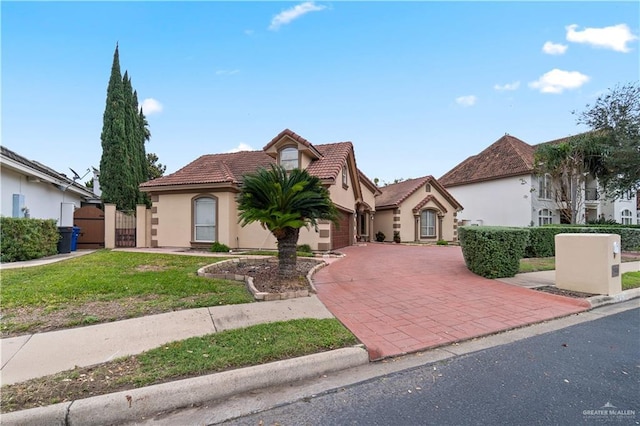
(263, 128), (323, 158)
(439, 134), (536, 187)
(140, 136), (355, 189)
(376, 176), (462, 211)
(307, 142), (353, 181)
(140, 150), (274, 187)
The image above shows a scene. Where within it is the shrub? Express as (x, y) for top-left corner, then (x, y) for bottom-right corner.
(296, 244), (313, 253)
(459, 226), (529, 279)
(436, 239), (448, 246)
(393, 231), (401, 243)
(375, 231), (385, 242)
(210, 241), (231, 253)
(0, 217), (59, 262)
(524, 225), (640, 256)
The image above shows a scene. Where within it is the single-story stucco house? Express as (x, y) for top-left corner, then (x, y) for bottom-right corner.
(374, 176), (463, 243)
(140, 129), (381, 251)
(1, 146), (98, 225)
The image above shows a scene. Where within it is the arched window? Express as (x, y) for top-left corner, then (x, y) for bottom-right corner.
(621, 209), (632, 225)
(279, 147), (299, 170)
(193, 196), (217, 242)
(420, 210), (436, 238)
(538, 209), (553, 226)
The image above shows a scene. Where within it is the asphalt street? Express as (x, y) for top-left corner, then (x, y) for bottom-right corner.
(224, 308), (639, 426)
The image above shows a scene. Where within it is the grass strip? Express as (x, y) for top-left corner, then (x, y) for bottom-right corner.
(0, 318), (358, 413)
(622, 271), (640, 290)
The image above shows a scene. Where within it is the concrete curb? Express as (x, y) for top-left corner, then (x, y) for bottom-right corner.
(1, 345), (369, 426)
(587, 287), (640, 308)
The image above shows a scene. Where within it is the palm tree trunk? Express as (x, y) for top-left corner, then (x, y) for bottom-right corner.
(277, 227), (299, 277)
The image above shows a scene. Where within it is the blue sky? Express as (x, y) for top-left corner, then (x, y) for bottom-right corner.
(2, 1), (638, 185)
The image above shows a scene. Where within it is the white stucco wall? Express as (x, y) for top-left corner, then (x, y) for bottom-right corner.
(1, 168), (83, 223)
(446, 175), (534, 227)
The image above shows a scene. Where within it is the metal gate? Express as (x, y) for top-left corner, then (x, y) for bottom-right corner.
(73, 206), (105, 249)
(115, 210), (136, 247)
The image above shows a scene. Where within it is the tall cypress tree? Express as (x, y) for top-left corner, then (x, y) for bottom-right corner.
(99, 45), (154, 210)
(99, 44), (136, 210)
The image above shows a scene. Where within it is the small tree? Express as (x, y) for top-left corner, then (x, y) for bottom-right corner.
(237, 165), (338, 278)
(534, 134), (602, 224)
(575, 81), (640, 197)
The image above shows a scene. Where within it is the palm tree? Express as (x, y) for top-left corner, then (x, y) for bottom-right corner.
(237, 165), (338, 278)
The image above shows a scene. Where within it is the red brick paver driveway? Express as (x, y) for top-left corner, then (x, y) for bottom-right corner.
(313, 244), (590, 360)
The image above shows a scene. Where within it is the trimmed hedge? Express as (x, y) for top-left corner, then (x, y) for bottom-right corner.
(525, 225), (640, 257)
(1, 217), (59, 262)
(459, 226), (529, 279)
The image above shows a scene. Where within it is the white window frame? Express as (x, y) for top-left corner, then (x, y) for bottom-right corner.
(538, 174), (552, 200)
(621, 209), (632, 225)
(279, 147), (299, 170)
(538, 208), (553, 226)
(194, 197), (217, 242)
(420, 210), (436, 238)
(342, 164), (348, 187)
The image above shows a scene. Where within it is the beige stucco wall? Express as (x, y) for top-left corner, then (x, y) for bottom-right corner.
(373, 209), (395, 242)
(152, 189), (337, 251)
(152, 191), (238, 247)
(375, 184), (459, 243)
(329, 172), (357, 212)
(555, 233), (621, 295)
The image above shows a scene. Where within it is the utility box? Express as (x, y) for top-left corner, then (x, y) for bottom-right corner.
(555, 233), (622, 296)
(60, 202), (75, 227)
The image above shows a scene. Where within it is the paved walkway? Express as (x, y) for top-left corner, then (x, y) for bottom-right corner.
(0, 297), (333, 385)
(313, 244), (593, 360)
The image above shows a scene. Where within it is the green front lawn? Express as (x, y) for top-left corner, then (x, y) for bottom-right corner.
(622, 271), (640, 290)
(0, 250), (253, 335)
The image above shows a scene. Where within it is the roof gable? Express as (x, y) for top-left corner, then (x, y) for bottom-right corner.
(262, 128), (322, 160)
(412, 195), (448, 214)
(376, 175), (462, 211)
(439, 134), (535, 187)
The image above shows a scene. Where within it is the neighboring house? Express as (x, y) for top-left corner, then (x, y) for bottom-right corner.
(439, 134), (638, 227)
(1, 146), (98, 225)
(139, 129), (380, 251)
(374, 176), (463, 242)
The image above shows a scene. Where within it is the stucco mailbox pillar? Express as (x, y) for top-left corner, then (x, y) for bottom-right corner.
(555, 233), (622, 296)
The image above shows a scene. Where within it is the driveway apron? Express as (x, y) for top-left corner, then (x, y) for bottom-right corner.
(313, 244), (590, 360)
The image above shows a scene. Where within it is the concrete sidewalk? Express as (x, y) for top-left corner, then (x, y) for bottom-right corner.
(1, 296), (334, 385)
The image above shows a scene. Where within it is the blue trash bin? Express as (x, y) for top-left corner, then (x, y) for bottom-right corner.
(71, 226), (81, 251)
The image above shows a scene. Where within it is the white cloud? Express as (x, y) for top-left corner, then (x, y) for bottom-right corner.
(244, 29), (254, 36)
(542, 41), (568, 55)
(494, 81), (521, 91)
(528, 69), (590, 94)
(269, 2), (326, 31)
(566, 23), (638, 52)
(140, 98), (163, 115)
(227, 143), (254, 153)
(455, 95), (477, 107)
(216, 69), (240, 76)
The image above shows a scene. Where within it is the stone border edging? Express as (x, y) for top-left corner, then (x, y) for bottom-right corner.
(1, 345), (369, 426)
(197, 257), (329, 301)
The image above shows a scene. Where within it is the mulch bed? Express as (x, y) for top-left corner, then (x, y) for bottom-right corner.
(204, 258), (322, 293)
(533, 286), (597, 298)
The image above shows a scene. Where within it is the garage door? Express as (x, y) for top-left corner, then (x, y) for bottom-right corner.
(331, 210), (352, 249)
